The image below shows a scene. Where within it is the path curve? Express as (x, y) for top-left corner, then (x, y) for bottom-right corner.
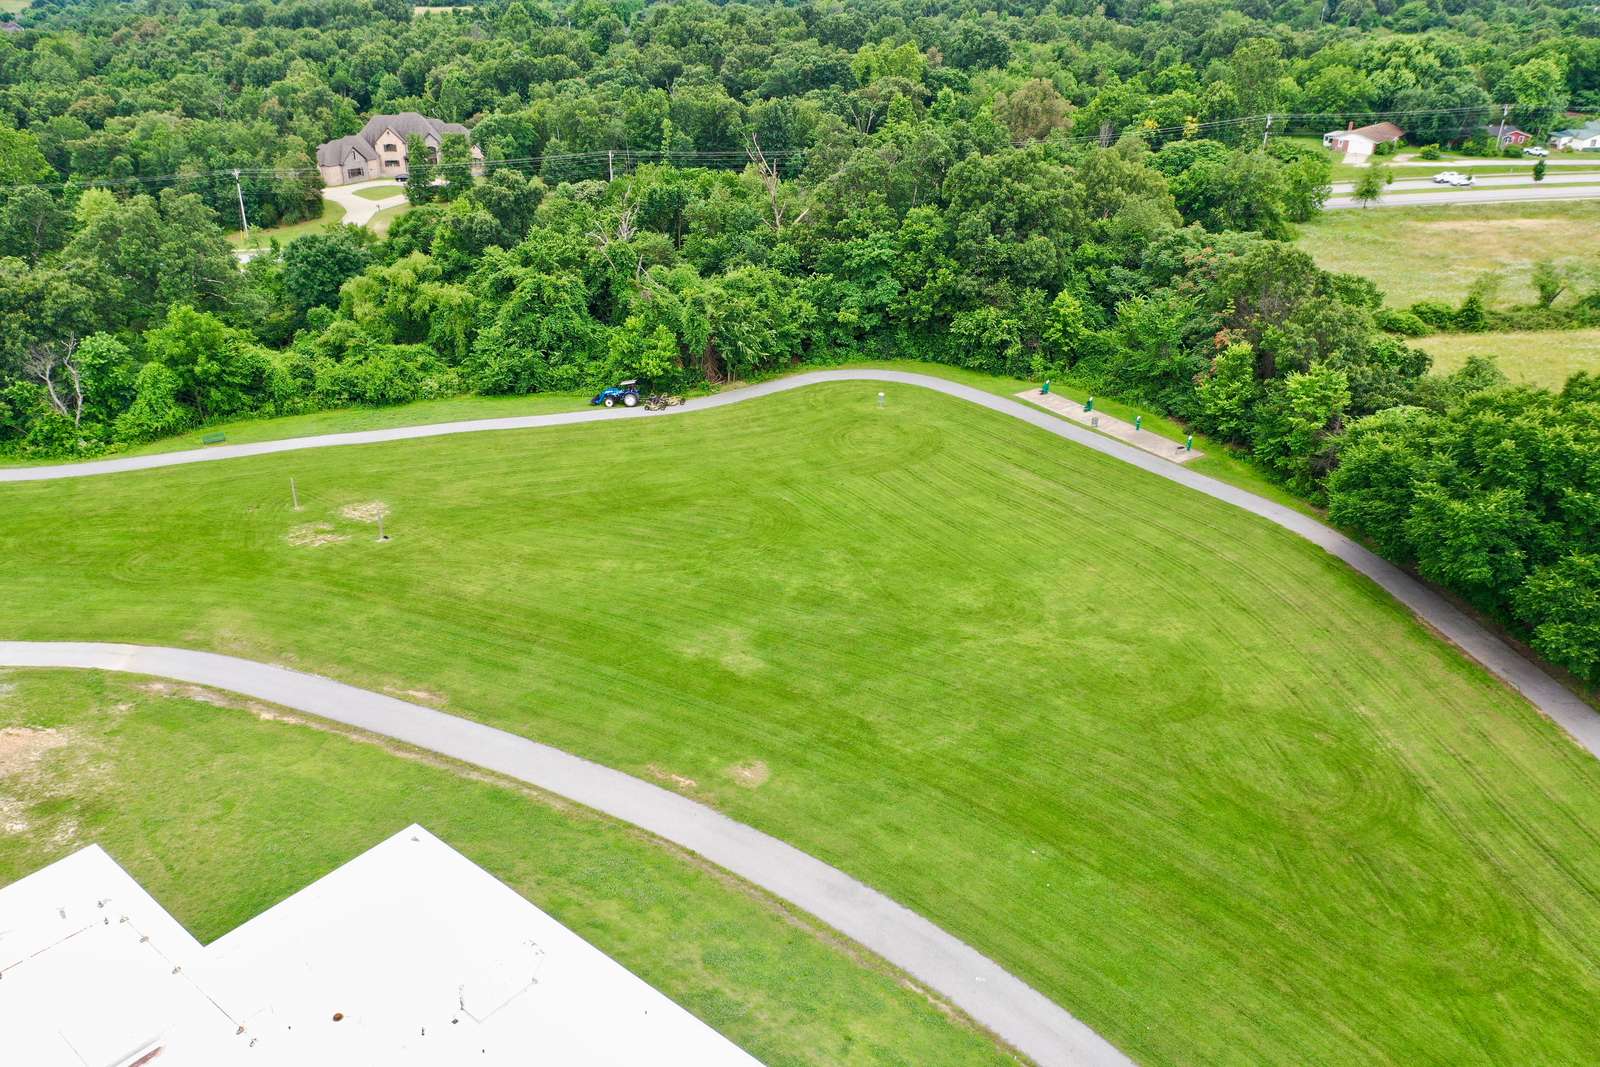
(0, 640), (1129, 1067)
(3, 368), (1596, 758)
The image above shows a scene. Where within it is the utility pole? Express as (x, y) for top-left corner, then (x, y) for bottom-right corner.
(607, 149), (614, 182)
(1497, 103), (1510, 149)
(1262, 113), (1273, 150)
(231, 169), (249, 241)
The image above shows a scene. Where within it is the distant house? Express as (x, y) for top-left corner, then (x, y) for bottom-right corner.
(1322, 121), (1405, 155)
(1484, 123), (1532, 146)
(315, 112), (484, 186)
(1551, 120), (1600, 151)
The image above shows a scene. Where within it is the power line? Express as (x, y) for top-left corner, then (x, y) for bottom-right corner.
(0, 102), (1562, 194)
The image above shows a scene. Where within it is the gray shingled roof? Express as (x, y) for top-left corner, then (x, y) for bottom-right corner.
(316, 113), (472, 168)
(315, 134), (380, 167)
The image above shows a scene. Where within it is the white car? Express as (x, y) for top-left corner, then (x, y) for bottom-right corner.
(1446, 173), (1475, 187)
(1432, 171), (1462, 184)
(1524, 146), (1549, 157)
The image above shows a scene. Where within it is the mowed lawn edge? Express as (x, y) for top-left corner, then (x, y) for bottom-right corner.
(0, 669), (1019, 1067)
(5, 383), (1600, 1063)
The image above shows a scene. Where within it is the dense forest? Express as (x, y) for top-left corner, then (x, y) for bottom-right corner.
(0, 0), (1597, 682)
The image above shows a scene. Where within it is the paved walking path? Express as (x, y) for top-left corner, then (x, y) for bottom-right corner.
(1019, 389), (1203, 463)
(5, 369), (1600, 1062)
(0, 640), (1129, 1067)
(4, 368), (1595, 753)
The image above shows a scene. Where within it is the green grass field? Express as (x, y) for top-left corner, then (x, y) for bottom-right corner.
(352, 185), (403, 201)
(5, 381), (1600, 1064)
(370, 201), (412, 235)
(0, 0), (28, 13)
(0, 669), (1005, 1066)
(227, 199), (347, 248)
(1416, 328), (1600, 390)
(1294, 200), (1600, 308)
(0, 359), (1309, 515)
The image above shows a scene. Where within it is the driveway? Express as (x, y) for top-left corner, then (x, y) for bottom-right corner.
(321, 178), (408, 227)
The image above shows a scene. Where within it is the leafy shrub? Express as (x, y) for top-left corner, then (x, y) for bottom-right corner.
(113, 362), (192, 443)
(1375, 308), (1431, 335)
(1418, 145), (1442, 160)
(1408, 300), (1458, 329)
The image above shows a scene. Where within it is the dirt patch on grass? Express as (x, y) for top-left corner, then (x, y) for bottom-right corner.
(0, 726), (71, 776)
(647, 764), (699, 791)
(138, 681), (285, 723)
(340, 500), (391, 524)
(0, 726), (82, 839)
(727, 759), (770, 788)
(384, 686), (447, 706)
(287, 522), (349, 547)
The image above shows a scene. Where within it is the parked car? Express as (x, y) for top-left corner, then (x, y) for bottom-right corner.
(1524, 146), (1550, 157)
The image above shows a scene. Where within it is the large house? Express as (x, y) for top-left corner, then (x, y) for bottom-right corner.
(1551, 120), (1600, 151)
(1322, 121), (1405, 155)
(316, 112), (484, 186)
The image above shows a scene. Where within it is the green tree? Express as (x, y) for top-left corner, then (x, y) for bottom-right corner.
(437, 133), (474, 201)
(1352, 164), (1387, 208)
(1513, 555), (1600, 683)
(1195, 341), (1262, 441)
(143, 305), (265, 420)
(404, 135), (438, 205)
(282, 228), (373, 313)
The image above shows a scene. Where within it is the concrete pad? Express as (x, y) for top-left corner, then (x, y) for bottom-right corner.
(1018, 389), (1203, 463)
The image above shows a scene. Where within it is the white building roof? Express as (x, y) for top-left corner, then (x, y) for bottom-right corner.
(0, 825), (762, 1067)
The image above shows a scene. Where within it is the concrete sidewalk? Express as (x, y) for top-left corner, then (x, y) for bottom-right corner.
(0, 641), (1130, 1067)
(1019, 389), (1203, 463)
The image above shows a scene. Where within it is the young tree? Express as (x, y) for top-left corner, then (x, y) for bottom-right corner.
(1352, 164), (1387, 207)
(1531, 260), (1566, 307)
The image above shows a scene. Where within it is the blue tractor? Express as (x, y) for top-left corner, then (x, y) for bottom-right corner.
(590, 379), (641, 409)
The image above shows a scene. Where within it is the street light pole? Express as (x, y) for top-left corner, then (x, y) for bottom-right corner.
(232, 168), (249, 241)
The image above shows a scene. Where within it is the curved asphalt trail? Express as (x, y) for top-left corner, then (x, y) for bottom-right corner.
(3, 369), (1598, 1065)
(2, 368), (1598, 756)
(0, 641), (1128, 1067)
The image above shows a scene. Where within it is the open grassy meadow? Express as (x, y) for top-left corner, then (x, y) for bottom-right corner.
(1415, 328), (1600, 390)
(0, 669), (1006, 1066)
(6, 381), (1600, 1064)
(1294, 200), (1600, 308)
